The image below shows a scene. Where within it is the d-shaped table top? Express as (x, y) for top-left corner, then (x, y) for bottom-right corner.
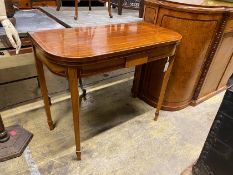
(30, 21), (182, 160)
(29, 22), (182, 63)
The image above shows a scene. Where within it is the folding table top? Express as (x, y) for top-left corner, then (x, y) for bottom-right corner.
(29, 22), (182, 63)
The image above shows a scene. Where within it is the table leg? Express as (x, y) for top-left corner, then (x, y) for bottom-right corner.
(118, 0), (123, 15)
(67, 67), (81, 160)
(132, 65), (142, 98)
(139, 0), (144, 18)
(89, 0), (91, 11)
(30, 0), (33, 8)
(108, 0), (113, 18)
(56, 0), (62, 11)
(34, 58), (54, 130)
(74, 0), (78, 20)
(79, 78), (87, 97)
(154, 57), (174, 121)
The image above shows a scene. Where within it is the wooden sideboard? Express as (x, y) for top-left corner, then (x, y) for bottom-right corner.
(133, 0), (233, 110)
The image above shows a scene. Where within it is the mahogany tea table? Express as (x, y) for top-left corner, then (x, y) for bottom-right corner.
(29, 22), (181, 160)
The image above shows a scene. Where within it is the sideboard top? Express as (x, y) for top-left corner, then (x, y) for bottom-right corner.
(146, 0), (233, 8)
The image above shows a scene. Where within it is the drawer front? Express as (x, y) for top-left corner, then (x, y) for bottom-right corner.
(80, 43), (177, 76)
(81, 57), (125, 76)
(125, 44), (177, 67)
(125, 53), (148, 68)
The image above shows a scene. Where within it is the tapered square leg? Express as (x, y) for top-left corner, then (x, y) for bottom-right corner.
(74, 0), (78, 20)
(34, 56), (54, 130)
(108, 0), (113, 18)
(76, 151), (81, 160)
(132, 65), (142, 98)
(89, 0), (91, 11)
(155, 57), (175, 121)
(118, 0), (123, 15)
(56, 0), (62, 11)
(67, 67), (81, 160)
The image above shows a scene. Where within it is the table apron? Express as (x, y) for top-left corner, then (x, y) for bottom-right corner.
(34, 44), (177, 77)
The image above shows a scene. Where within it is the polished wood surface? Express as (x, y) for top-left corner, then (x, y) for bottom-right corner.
(67, 67), (81, 160)
(154, 56), (174, 120)
(30, 22), (181, 63)
(134, 0), (233, 111)
(30, 22), (181, 160)
(159, 0), (233, 7)
(34, 52), (55, 131)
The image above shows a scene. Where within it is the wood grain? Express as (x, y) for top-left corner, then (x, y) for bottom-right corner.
(31, 22), (181, 160)
(67, 67), (81, 160)
(29, 22), (181, 63)
(135, 0), (233, 111)
(34, 47), (55, 130)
